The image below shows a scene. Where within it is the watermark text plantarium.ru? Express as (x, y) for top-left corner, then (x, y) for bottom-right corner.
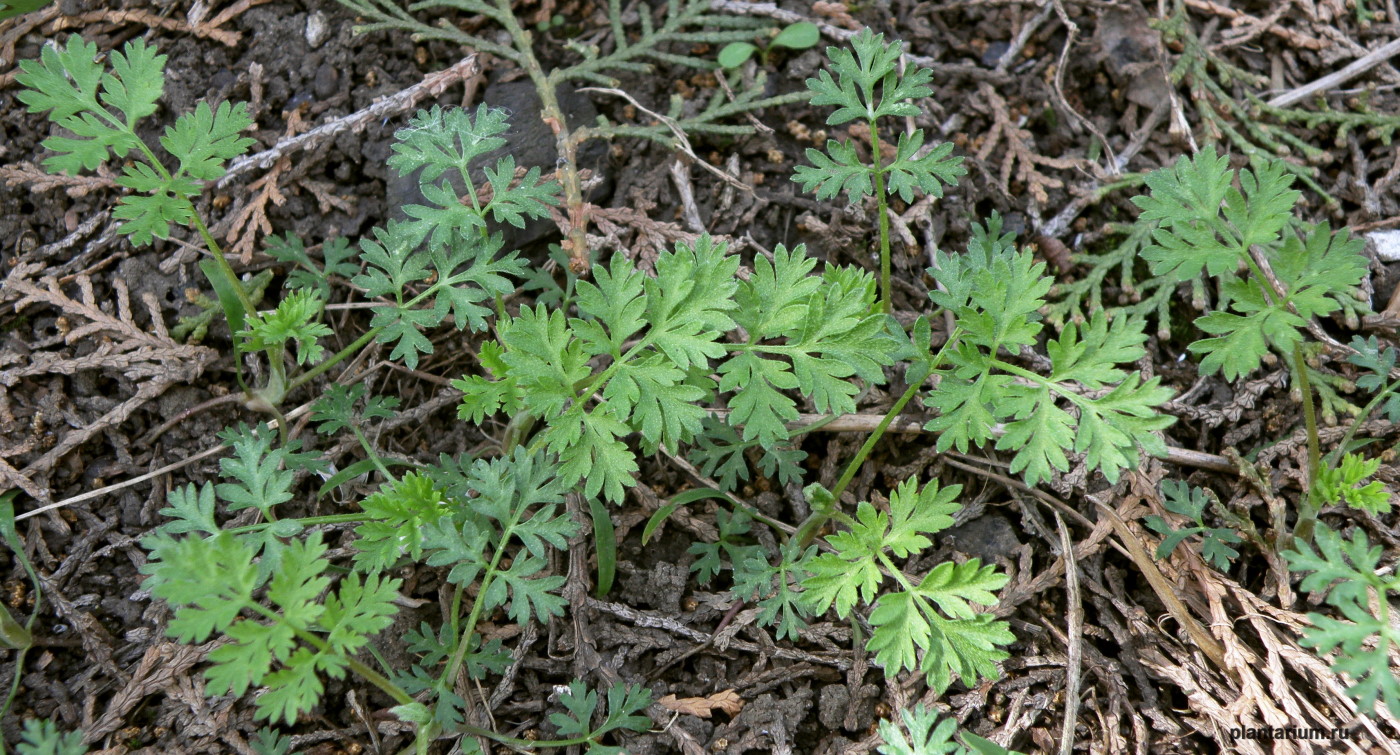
(1227, 725), (1354, 742)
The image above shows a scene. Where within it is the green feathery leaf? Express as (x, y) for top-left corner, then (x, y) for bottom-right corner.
(801, 478), (1013, 690)
(1285, 524), (1400, 718)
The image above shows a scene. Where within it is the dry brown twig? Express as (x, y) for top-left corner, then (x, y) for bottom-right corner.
(583, 204), (701, 264)
(1, 264), (215, 503)
(47, 5), (256, 47)
(1268, 36), (1400, 108)
(1182, 0), (1326, 51)
(975, 82), (1084, 208)
(0, 4), (60, 75)
(222, 108), (309, 263)
(0, 161), (116, 198)
(1055, 513), (1084, 755)
(811, 1), (861, 30)
(218, 54), (481, 188)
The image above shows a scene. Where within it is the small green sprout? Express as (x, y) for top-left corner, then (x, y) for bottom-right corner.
(719, 22), (821, 68)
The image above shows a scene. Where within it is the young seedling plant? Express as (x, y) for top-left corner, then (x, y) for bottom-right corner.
(1131, 147), (1400, 726)
(1131, 149), (1369, 544)
(718, 21), (821, 69)
(11, 27), (1186, 755)
(792, 28), (966, 313)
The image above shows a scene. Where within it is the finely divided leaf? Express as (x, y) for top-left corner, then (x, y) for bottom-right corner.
(156, 483), (220, 537)
(482, 156), (560, 229)
(1285, 524), (1400, 717)
(924, 216), (1171, 485)
(1133, 149), (1236, 281)
(17, 36), (153, 173)
(719, 351), (801, 448)
(163, 100), (255, 180)
(215, 425), (296, 516)
(388, 104), (510, 183)
(101, 39), (164, 127)
(884, 131), (964, 202)
(792, 140), (872, 203)
(353, 473), (450, 572)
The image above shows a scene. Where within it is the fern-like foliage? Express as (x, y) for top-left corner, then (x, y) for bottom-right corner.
(353, 106), (554, 369)
(142, 424), (398, 725)
(422, 450), (574, 623)
(925, 216), (1174, 485)
(877, 703), (1023, 755)
(800, 478), (1014, 693)
(792, 28), (964, 206)
(1132, 150), (1367, 381)
(732, 541), (815, 642)
(142, 531), (401, 724)
(1315, 453), (1391, 515)
(1144, 480), (1241, 570)
(687, 415), (806, 492)
(688, 508), (764, 584)
(1348, 335), (1400, 423)
(548, 680), (653, 754)
(455, 235), (899, 502)
(236, 289), (333, 366)
(267, 234), (358, 299)
(16, 35), (253, 244)
(154, 425), (323, 579)
(17, 719), (87, 755)
(1284, 524), (1400, 718)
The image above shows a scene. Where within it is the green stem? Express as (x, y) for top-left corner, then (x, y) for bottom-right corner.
(795, 329), (961, 548)
(287, 328), (379, 392)
(1290, 342), (1323, 545)
(116, 120), (260, 394)
(438, 507), (521, 693)
(224, 512), (366, 536)
(351, 426), (396, 482)
(1325, 376), (1400, 468)
(187, 211), (257, 315)
(868, 120), (892, 314)
(829, 363), (931, 503)
(1234, 249), (1323, 545)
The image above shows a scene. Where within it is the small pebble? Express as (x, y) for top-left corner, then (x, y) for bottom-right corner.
(313, 64), (339, 100)
(305, 11), (329, 49)
(981, 40), (1010, 68)
(1370, 229), (1400, 262)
